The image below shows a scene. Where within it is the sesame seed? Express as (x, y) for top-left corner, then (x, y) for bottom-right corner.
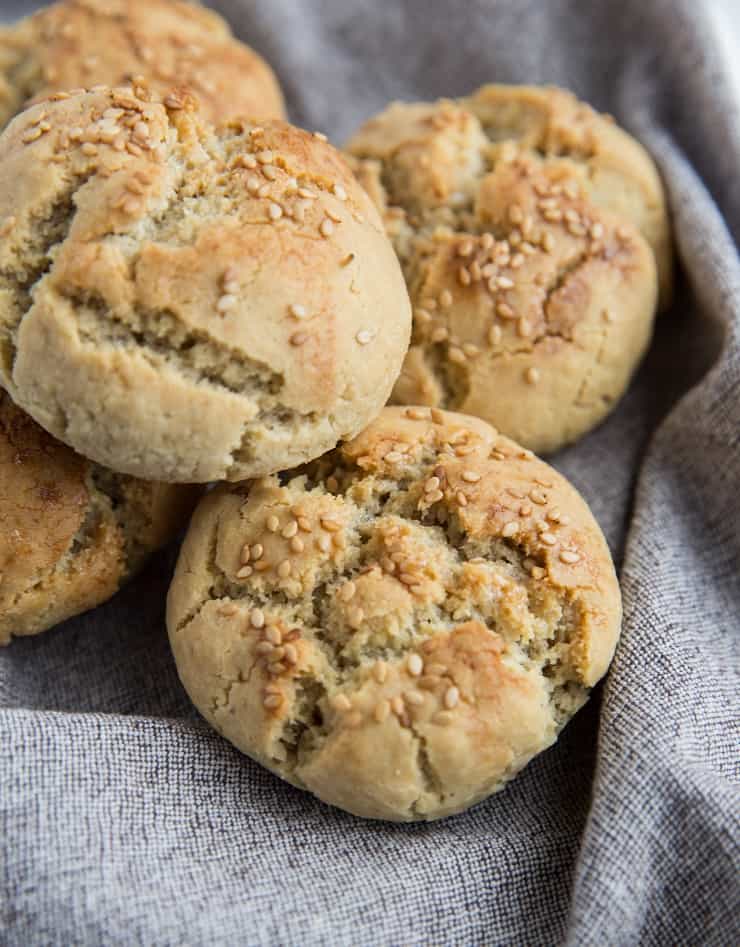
(320, 517), (341, 532)
(356, 329), (374, 345)
(251, 544), (264, 560)
(333, 183), (348, 200)
(560, 549), (581, 564)
(281, 520), (298, 539)
(431, 408), (445, 424)
(603, 309), (615, 324)
(488, 324), (502, 346)
(405, 691), (424, 706)
(265, 515), (279, 533)
(265, 626), (282, 646)
(458, 239), (474, 256)
(448, 346), (466, 365)
(374, 661), (388, 684)
(317, 535), (331, 553)
(497, 302), (516, 319)
(254, 560), (271, 572)
(240, 544), (251, 564)
(0, 216), (16, 236)
(463, 343), (480, 358)
(283, 644), (298, 665)
(525, 367), (540, 385)
(439, 289), (453, 308)
(456, 491), (468, 507)
(249, 608), (265, 629)
(444, 686), (460, 709)
(407, 654), (423, 676)
(502, 521), (519, 538)
(384, 451), (402, 463)
(374, 700), (390, 723)
(540, 532), (557, 546)
(481, 233), (494, 250)
(277, 560), (292, 578)
(319, 218), (334, 237)
(497, 276), (515, 290)
(314, 131), (328, 141)
(462, 470), (481, 483)
(458, 267), (472, 286)
(256, 641), (274, 655)
(530, 489), (547, 505)
(289, 303), (308, 320)
(81, 142), (98, 156)
(290, 331), (309, 346)
(391, 696), (405, 715)
(431, 327), (449, 343)
(217, 293), (237, 313)
(268, 202), (283, 221)
(332, 694), (352, 712)
(219, 603), (238, 616)
(427, 662), (446, 676)
(348, 607), (364, 628)
(263, 694), (283, 710)
(236, 565), (252, 579)
(519, 504), (533, 517)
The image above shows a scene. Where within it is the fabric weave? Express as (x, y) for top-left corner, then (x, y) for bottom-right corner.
(1, 1), (738, 944)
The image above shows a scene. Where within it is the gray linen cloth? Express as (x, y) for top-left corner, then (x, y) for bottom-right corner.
(1, 0), (739, 944)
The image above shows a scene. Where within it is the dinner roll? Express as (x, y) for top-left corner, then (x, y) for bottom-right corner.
(0, 389), (198, 644)
(0, 86), (411, 482)
(346, 85), (670, 453)
(167, 407), (622, 821)
(0, 0), (284, 127)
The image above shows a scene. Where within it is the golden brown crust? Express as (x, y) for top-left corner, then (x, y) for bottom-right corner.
(167, 407), (622, 821)
(0, 0), (285, 127)
(346, 85), (670, 454)
(0, 87), (411, 482)
(0, 389), (199, 644)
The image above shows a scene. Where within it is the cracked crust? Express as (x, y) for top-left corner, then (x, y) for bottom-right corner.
(0, 389), (199, 644)
(346, 85), (668, 454)
(0, 0), (285, 128)
(0, 86), (411, 481)
(167, 407), (622, 821)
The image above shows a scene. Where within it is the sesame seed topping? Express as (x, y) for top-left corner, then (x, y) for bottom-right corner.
(431, 408), (445, 424)
(282, 520), (298, 539)
(219, 603), (238, 616)
(431, 327), (449, 343)
(319, 218), (334, 237)
(374, 700), (390, 723)
(265, 626), (282, 645)
(525, 367), (540, 385)
(277, 560), (292, 578)
(339, 581), (356, 603)
(540, 532), (557, 546)
(317, 535), (331, 553)
(266, 515), (280, 533)
(488, 324), (503, 346)
(289, 303), (308, 319)
(407, 654), (423, 676)
(497, 302), (516, 319)
(236, 565), (252, 579)
(217, 293), (237, 313)
(263, 694), (283, 710)
(391, 696), (405, 715)
(502, 521), (519, 538)
(249, 608), (265, 629)
(332, 694), (352, 712)
(348, 606), (364, 628)
(518, 317), (532, 338)
(462, 470), (481, 483)
(530, 490), (547, 505)
(405, 407), (428, 420)
(456, 491), (468, 507)
(320, 517), (341, 532)
(283, 644), (298, 665)
(332, 183), (348, 200)
(374, 660), (388, 684)
(439, 289), (453, 308)
(448, 346), (466, 365)
(444, 686), (460, 709)
(560, 549), (581, 564)
(251, 544), (264, 560)
(519, 504), (533, 517)
(356, 329), (374, 345)
(405, 691), (424, 706)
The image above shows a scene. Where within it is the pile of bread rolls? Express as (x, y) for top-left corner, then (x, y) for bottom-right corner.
(0, 0), (670, 822)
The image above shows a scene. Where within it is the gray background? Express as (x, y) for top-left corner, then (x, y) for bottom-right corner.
(1, 1), (739, 944)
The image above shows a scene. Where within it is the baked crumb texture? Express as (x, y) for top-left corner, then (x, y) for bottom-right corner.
(0, 0), (285, 127)
(0, 389), (199, 643)
(0, 86), (411, 482)
(167, 407), (622, 821)
(346, 85), (671, 454)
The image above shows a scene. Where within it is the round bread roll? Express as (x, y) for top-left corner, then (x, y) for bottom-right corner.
(0, 87), (411, 482)
(346, 85), (670, 454)
(0, 390), (199, 645)
(0, 0), (285, 127)
(167, 406), (622, 822)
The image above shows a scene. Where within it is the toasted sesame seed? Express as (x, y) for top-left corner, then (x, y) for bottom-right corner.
(444, 686), (460, 709)
(462, 470), (481, 483)
(407, 654), (423, 676)
(263, 694), (283, 710)
(456, 490), (468, 507)
(240, 544), (251, 565)
(217, 293), (237, 313)
(519, 504), (533, 517)
(290, 331), (309, 346)
(219, 603), (238, 616)
(481, 233), (494, 250)
(497, 302), (516, 319)
(540, 532), (557, 546)
(283, 643), (298, 665)
(248, 608), (265, 629)
(266, 515), (280, 533)
(374, 700), (390, 723)
(405, 407), (428, 420)
(251, 544), (264, 560)
(431, 408), (445, 424)
(277, 560), (292, 578)
(348, 607), (364, 628)
(560, 549), (581, 564)
(385, 451), (402, 463)
(0, 216), (16, 236)
(339, 581), (356, 603)
(290, 537), (304, 554)
(281, 520), (298, 539)
(317, 535), (331, 553)
(391, 696), (405, 715)
(405, 691), (424, 706)
(525, 367), (540, 385)
(463, 343), (480, 358)
(426, 663), (446, 676)
(458, 239), (474, 257)
(502, 521), (519, 538)
(332, 694), (352, 712)
(374, 660), (388, 684)
(332, 183), (348, 200)
(256, 641), (274, 655)
(488, 324), (503, 346)
(236, 565), (252, 578)
(518, 317), (532, 338)
(448, 346), (466, 365)
(320, 517), (341, 532)
(356, 329), (374, 345)
(319, 218), (334, 237)
(439, 289), (453, 308)
(265, 625), (282, 645)
(267, 202), (283, 221)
